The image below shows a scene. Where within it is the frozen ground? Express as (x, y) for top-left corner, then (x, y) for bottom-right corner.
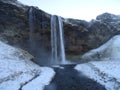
(81, 35), (120, 61)
(0, 41), (55, 90)
(75, 60), (120, 90)
(75, 35), (120, 90)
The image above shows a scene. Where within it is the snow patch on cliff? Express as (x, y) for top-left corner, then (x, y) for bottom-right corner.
(81, 35), (120, 60)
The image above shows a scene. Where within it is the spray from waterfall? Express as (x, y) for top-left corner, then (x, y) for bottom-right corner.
(51, 15), (66, 64)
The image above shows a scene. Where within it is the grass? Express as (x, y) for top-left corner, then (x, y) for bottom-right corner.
(66, 54), (81, 61)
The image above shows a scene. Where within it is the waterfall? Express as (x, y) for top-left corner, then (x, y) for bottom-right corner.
(28, 7), (66, 65)
(29, 7), (34, 40)
(51, 16), (58, 61)
(58, 16), (66, 63)
(51, 15), (66, 64)
(29, 7), (36, 51)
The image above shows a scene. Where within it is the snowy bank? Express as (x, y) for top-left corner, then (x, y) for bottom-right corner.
(22, 67), (55, 90)
(0, 41), (55, 90)
(81, 35), (120, 61)
(75, 60), (120, 90)
(75, 35), (120, 90)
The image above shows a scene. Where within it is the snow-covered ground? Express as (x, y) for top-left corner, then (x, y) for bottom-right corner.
(0, 41), (55, 90)
(81, 35), (120, 61)
(75, 35), (120, 90)
(75, 60), (120, 90)
(1, 0), (28, 10)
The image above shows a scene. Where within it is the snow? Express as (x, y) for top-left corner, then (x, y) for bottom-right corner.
(52, 65), (64, 69)
(91, 60), (120, 81)
(1, 0), (27, 10)
(22, 67), (55, 90)
(81, 35), (120, 60)
(0, 41), (40, 79)
(75, 60), (120, 90)
(0, 41), (55, 90)
(75, 35), (120, 90)
(0, 73), (35, 90)
(96, 13), (120, 31)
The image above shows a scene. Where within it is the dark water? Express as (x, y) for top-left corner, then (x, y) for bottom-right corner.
(44, 64), (106, 90)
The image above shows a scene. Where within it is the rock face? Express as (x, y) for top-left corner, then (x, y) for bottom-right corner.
(64, 14), (120, 59)
(0, 0), (51, 64)
(0, 0), (30, 47)
(0, 0), (120, 63)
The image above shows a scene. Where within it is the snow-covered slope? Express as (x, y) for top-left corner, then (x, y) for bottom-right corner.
(75, 35), (120, 90)
(0, 41), (55, 90)
(75, 59), (120, 90)
(81, 35), (120, 61)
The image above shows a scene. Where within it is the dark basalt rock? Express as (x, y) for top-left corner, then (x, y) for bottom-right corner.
(64, 16), (120, 54)
(63, 14), (120, 60)
(0, 0), (120, 62)
(64, 22), (90, 55)
(0, 0), (28, 45)
(0, 0), (51, 64)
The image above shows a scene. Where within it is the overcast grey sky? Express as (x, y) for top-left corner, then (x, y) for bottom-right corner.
(18, 0), (120, 21)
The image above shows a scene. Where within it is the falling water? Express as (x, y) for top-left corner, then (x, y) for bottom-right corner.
(29, 7), (36, 51)
(51, 15), (66, 64)
(29, 7), (34, 40)
(58, 16), (66, 63)
(51, 16), (58, 62)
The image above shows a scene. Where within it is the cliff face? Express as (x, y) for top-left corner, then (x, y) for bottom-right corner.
(64, 13), (120, 55)
(0, 0), (52, 64)
(0, 0), (51, 47)
(0, 0), (120, 62)
(0, 0), (28, 44)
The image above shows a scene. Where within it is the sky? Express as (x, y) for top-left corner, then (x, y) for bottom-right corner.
(18, 0), (120, 21)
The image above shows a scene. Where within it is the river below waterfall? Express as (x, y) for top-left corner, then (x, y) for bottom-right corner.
(44, 64), (106, 90)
